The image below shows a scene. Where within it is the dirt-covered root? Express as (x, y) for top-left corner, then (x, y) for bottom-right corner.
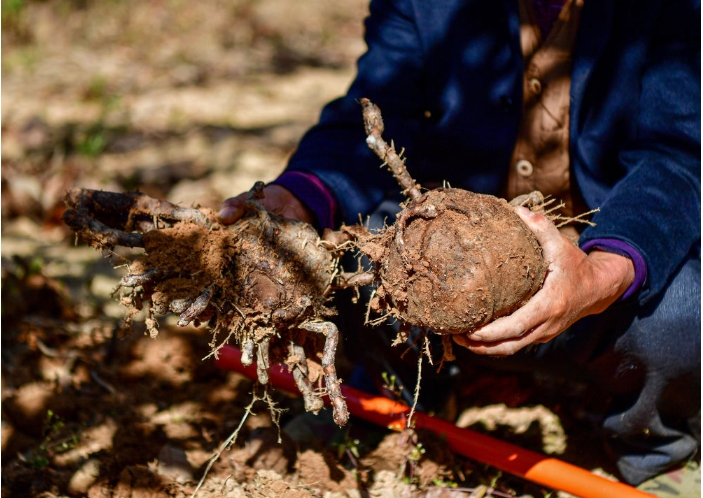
(62, 188), (215, 250)
(287, 342), (325, 414)
(357, 98), (549, 336)
(361, 98), (422, 202)
(256, 337), (271, 384)
(509, 191), (547, 211)
(62, 208), (145, 249)
(300, 321), (349, 426)
(62, 182), (356, 423)
(64, 188), (212, 230)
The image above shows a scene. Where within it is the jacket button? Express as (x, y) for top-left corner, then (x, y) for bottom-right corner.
(528, 77), (543, 95)
(516, 159), (534, 177)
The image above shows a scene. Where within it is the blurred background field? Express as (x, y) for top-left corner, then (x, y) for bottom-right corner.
(2, 0), (367, 218)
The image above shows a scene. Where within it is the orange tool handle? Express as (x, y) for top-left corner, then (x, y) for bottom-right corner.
(214, 345), (654, 498)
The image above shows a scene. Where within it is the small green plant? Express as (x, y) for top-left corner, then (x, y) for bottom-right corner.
(83, 76), (122, 116)
(45, 409), (64, 433)
(29, 453), (50, 468)
(27, 257), (44, 276)
(489, 470), (502, 489)
(407, 442), (425, 462)
(24, 410), (82, 467)
(432, 477), (458, 488)
(401, 440), (426, 485)
(77, 130), (107, 157)
(2, 0), (34, 44)
(84, 75), (109, 102)
(381, 371), (404, 400)
(334, 432), (361, 468)
(2, 0), (24, 23)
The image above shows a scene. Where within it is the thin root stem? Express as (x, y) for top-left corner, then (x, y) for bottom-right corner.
(256, 337), (270, 385)
(300, 321), (349, 426)
(407, 350), (423, 429)
(364, 288), (378, 325)
(555, 207), (600, 228)
(191, 395), (258, 498)
(203, 317), (241, 361)
(360, 99), (422, 202)
(423, 334), (434, 366)
(288, 342), (324, 414)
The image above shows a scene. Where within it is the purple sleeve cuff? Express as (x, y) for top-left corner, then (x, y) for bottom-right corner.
(580, 238), (647, 300)
(271, 171), (337, 230)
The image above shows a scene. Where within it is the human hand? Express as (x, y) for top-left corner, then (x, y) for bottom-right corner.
(219, 184), (315, 225)
(453, 206), (635, 356)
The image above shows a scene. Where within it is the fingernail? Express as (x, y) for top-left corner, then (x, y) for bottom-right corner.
(516, 206), (540, 222)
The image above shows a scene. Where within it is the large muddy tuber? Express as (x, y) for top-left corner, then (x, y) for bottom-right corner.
(352, 188), (547, 335)
(351, 98), (548, 336)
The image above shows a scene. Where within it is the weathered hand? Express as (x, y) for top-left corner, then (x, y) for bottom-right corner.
(219, 184), (314, 225)
(453, 206), (635, 356)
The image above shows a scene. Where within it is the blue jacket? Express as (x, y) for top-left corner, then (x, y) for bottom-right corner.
(285, 0), (701, 303)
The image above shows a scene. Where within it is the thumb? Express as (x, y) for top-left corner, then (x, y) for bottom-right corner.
(219, 193), (247, 224)
(514, 206), (562, 255)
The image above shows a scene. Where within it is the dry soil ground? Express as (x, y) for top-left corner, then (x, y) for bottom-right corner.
(2, 2), (694, 497)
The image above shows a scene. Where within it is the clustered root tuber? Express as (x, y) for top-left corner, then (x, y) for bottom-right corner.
(64, 182), (354, 426)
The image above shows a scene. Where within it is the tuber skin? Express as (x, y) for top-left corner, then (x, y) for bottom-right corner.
(453, 206), (635, 355)
(351, 188), (548, 335)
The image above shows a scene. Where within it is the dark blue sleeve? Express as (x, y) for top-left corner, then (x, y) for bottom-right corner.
(579, 0), (701, 303)
(284, 0), (429, 225)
